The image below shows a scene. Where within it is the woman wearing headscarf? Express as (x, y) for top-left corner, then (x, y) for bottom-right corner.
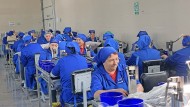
(162, 35), (190, 80)
(62, 27), (74, 42)
(38, 38), (59, 96)
(131, 31), (156, 51)
(127, 35), (161, 78)
(21, 35), (44, 90)
(91, 47), (143, 99)
(87, 30), (98, 42)
(50, 42), (92, 106)
(104, 38), (126, 67)
(76, 33), (95, 57)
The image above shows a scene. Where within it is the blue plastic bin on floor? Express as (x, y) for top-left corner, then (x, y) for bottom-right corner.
(118, 98), (144, 107)
(100, 92), (123, 106)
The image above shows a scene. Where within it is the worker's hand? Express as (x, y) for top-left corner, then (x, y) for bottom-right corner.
(161, 54), (168, 59)
(137, 84), (144, 92)
(113, 88), (128, 96)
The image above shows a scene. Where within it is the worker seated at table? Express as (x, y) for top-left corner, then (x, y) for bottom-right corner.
(87, 30), (98, 42)
(104, 38), (126, 67)
(91, 47), (144, 99)
(127, 34), (161, 78)
(75, 33), (95, 57)
(37, 32), (53, 45)
(38, 38), (59, 95)
(21, 35), (44, 90)
(37, 30), (46, 43)
(161, 35), (190, 81)
(28, 30), (38, 42)
(131, 31), (157, 51)
(50, 42), (93, 106)
(103, 31), (114, 41)
(12, 32), (25, 74)
(62, 27), (74, 42)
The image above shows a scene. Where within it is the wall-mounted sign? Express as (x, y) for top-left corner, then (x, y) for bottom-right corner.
(134, 2), (139, 15)
(9, 22), (15, 26)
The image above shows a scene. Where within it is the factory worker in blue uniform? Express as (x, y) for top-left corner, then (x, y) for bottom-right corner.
(37, 30), (46, 44)
(91, 47), (144, 99)
(5, 31), (15, 62)
(40, 39), (59, 60)
(103, 31), (114, 40)
(12, 32), (25, 74)
(75, 33), (95, 57)
(127, 35), (161, 77)
(28, 30), (37, 42)
(37, 32), (53, 45)
(104, 38), (126, 67)
(50, 42), (92, 106)
(38, 39), (59, 95)
(12, 32), (25, 53)
(58, 41), (67, 57)
(162, 35), (190, 80)
(87, 30), (98, 42)
(131, 31), (156, 51)
(21, 35), (43, 90)
(55, 34), (65, 42)
(63, 27), (74, 42)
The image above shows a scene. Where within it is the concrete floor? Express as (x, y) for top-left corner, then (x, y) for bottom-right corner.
(0, 57), (48, 107)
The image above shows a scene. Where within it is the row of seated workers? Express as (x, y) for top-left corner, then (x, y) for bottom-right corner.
(2, 27), (190, 107)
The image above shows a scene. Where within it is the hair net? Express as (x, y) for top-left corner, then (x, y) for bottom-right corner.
(103, 31), (114, 40)
(104, 38), (119, 50)
(63, 27), (71, 33)
(136, 35), (151, 50)
(93, 47), (117, 66)
(50, 38), (59, 44)
(137, 31), (148, 37)
(65, 42), (80, 54)
(28, 30), (35, 35)
(182, 36), (190, 47)
(7, 31), (14, 36)
(41, 30), (46, 37)
(77, 33), (87, 42)
(23, 35), (32, 43)
(18, 32), (25, 38)
(89, 30), (95, 34)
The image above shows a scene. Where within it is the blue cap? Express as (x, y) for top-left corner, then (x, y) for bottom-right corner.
(7, 31), (14, 36)
(77, 33), (87, 42)
(182, 36), (190, 47)
(63, 27), (71, 33)
(104, 38), (119, 50)
(18, 32), (25, 38)
(65, 42), (80, 54)
(103, 32), (114, 40)
(93, 47), (117, 66)
(137, 31), (148, 37)
(89, 30), (95, 34)
(23, 35), (32, 43)
(28, 30), (36, 35)
(41, 30), (46, 37)
(50, 38), (59, 44)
